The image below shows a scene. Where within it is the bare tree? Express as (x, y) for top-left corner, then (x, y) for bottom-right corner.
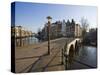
(81, 17), (89, 30)
(80, 17), (89, 39)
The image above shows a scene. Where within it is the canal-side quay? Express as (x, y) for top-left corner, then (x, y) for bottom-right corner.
(15, 37), (97, 73)
(15, 38), (67, 73)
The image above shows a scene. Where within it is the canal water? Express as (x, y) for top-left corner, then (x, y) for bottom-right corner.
(27, 37), (39, 44)
(16, 37), (39, 47)
(66, 46), (97, 70)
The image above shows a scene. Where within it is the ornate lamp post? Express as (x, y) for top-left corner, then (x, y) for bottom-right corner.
(46, 16), (52, 55)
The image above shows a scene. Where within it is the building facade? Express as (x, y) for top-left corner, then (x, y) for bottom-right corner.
(11, 26), (33, 47)
(66, 19), (82, 37)
(41, 19), (82, 41)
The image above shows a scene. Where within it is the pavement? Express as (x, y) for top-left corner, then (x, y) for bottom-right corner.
(15, 38), (67, 73)
(15, 37), (97, 73)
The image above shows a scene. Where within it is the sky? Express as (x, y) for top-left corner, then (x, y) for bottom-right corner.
(13, 2), (97, 33)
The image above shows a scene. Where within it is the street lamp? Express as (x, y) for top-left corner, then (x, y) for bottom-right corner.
(47, 16), (52, 55)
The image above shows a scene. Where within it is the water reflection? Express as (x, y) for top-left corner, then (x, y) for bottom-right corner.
(65, 45), (97, 69)
(78, 46), (97, 67)
(16, 37), (39, 47)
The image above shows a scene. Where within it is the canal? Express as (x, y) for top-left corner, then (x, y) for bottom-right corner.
(66, 46), (97, 70)
(27, 37), (39, 44)
(16, 36), (39, 47)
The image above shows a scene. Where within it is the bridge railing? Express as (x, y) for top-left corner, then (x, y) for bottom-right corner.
(61, 38), (79, 69)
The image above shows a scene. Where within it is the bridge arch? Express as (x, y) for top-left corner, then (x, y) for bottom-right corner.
(68, 44), (74, 64)
(75, 40), (79, 51)
(65, 38), (81, 55)
(69, 44), (74, 57)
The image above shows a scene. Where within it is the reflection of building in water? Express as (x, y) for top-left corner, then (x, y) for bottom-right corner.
(11, 26), (37, 47)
